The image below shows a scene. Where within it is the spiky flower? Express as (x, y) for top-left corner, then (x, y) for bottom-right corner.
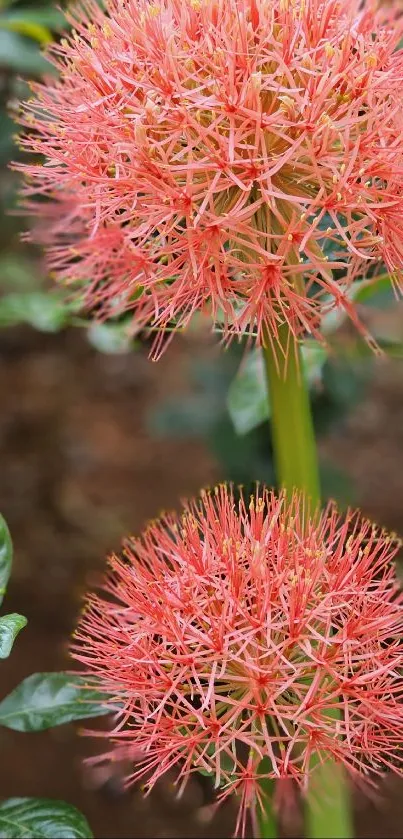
(15, 0), (403, 355)
(72, 485), (403, 836)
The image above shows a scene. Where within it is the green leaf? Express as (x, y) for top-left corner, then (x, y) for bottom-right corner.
(1, 8), (66, 33)
(0, 19), (52, 45)
(208, 416), (275, 486)
(227, 343), (327, 435)
(0, 515), (13, 607)
(0, 292), (72, 332)
(376, 338), (403, 358)
(322, 357), (367, 409)
(0, 614), (27, 659)
(352, 273), (394, 306)
(0, 798), (93, 838)
(0, 295), (26, 327)
(20, 293), (71, 333)
(321, 273), (395, 335)
(320, 461), (355, 507)
(0, 254), (39, 291)
(227, 347), (269, 436)
(148, 394), (222, 437)
(0, 672), (111, 732)
(0, 112), (16, 164)
(303, 342), (330, 384)
(0, 30), (50, 74)
(87, 322), (134, 354)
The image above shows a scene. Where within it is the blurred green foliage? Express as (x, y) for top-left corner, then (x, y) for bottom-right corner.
(0, 0), (66, 312)
(0, 2), (142, 352)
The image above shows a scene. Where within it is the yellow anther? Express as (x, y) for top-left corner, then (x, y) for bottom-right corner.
(366, 53), (377, 69)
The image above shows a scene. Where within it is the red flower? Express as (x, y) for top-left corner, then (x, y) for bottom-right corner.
(72, 485), (403, 835)
(16, 0), (403, 355)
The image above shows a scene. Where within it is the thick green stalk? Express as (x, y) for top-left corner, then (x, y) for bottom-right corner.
(262, 322), (353, 839)
(262, 322), (320, 505)
(257, 777), (277, 838)
(257, 798), (277, 838)
(305, 755), (352, 839)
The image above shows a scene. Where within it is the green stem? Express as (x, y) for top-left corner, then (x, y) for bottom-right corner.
(256, 777), (277, 839)
(262, 322), (320, 504)
(305, 756), (352, 839)
(257, 799), (277, 838)
(262, 321), (353, 839)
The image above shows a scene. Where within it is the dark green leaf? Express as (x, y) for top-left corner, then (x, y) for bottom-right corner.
(0, 113), (16, 165)
(320, 461), (355, 507)
(148, 394), (222, 437)
(0, 798), (92, 839)
(148, 351), (240, 439)
(208, 416), (275, 486)
(321, 357), (366, 409)
(0, 614), (27, 659)
(0, 516), (13, 607)
(0, 672), (111, 732)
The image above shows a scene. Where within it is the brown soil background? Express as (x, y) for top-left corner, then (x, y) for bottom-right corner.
(0, 323), (402, 838)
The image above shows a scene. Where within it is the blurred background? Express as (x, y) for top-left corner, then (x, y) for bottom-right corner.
(1, 2), (403, 836)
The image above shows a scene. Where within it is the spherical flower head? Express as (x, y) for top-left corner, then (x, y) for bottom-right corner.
(15, 0), (403, 356)
(72, 485), (403, 836)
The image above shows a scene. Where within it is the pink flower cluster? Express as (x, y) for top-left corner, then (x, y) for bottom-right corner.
(17, 0), (403, 355)
(72, 486), (403, 835)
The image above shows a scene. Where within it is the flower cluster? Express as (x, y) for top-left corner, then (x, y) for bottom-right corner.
(72, 485), (403, 835)
(17, 0), (403, 355)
